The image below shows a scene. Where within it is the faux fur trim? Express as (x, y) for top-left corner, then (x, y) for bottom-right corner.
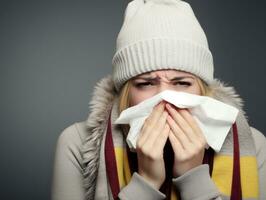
(81, 75), (117, 200)
(209, 78), (247, 120)
(82, 74), (247, 199)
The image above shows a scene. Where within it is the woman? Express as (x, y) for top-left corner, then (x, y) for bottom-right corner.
(51, 0), (266, 200)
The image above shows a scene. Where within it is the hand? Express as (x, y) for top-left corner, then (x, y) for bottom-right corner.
(136, 101), (170, 189)
(165, 103), (207, 177)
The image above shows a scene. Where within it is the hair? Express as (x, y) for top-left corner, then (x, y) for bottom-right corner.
(117, 74), (213, 198)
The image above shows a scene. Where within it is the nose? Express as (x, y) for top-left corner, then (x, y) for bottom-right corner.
(157, 81), (172, 93)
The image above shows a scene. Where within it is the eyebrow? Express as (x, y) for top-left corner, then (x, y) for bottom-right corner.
(133, 76), (195, 81)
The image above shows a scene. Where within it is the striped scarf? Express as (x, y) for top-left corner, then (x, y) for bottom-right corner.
(82, 75), (259, 200)
(105, 100), (259, 200)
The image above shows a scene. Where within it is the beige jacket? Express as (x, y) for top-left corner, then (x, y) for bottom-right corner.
(51, 75), (266, 200)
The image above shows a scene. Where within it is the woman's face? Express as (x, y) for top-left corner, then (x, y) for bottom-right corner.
(129, 69), (201, 106)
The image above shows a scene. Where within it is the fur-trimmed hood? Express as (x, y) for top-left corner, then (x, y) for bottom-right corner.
(82, 74), (250, 200)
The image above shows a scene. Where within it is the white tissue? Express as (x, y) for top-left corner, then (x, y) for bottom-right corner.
(114, 90), (239, 152)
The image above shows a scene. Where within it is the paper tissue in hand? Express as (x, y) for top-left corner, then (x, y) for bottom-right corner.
(114, 90), (239, 152)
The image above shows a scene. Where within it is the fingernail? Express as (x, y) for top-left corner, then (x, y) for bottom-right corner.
(165, 103), (171, 109)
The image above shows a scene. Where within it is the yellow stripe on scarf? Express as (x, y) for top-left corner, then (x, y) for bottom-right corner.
(211, 155), (259, 198)
(115, 148), (259, 199)
(114, 147), (132, 188)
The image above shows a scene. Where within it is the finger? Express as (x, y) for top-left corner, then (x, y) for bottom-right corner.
(165, 103), (197, 142)
(138, 101), (166, 143)
(168, 130), (184, 156)
(153, 123), (171, 152)
(140, 101), (164, 133)
(178, 109), (206, 140)
(147, 101), (166, 127)
(166, 114), (191, 149)
(140, 111), (169, 148)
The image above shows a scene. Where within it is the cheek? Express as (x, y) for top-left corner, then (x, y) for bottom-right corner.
(129, 88), (155, 106)
(187, 84), (201, 95)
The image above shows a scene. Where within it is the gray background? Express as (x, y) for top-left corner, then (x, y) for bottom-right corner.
(0, 0), (265, 199)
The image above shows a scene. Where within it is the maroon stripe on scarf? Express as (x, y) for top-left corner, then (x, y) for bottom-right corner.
(105, 110), (120, 200)
(231, 122), (242, 200)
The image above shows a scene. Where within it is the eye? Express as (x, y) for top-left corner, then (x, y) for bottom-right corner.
(135, 82), (153, 88)
(173, 81), (191, 86)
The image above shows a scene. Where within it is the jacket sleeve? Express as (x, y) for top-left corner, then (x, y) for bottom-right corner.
(51, 123), (86, 200)
(118, 166), (222, 200)
(250, 127), (266, 200)
(172, 164), (222, 200)
(118, 172), (166, 200)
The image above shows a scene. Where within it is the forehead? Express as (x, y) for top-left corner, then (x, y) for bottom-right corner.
(137, 69), (195, 77)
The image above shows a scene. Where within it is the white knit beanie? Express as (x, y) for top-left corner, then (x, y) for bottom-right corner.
(112, 0), (214, 91)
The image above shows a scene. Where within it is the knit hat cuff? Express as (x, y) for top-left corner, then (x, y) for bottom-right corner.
(112, 37), (214, 91)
